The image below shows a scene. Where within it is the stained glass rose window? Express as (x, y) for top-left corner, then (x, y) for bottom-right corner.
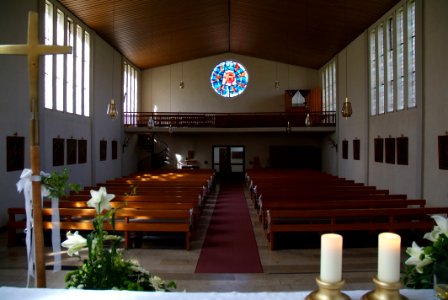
(210, 60), (249, 98)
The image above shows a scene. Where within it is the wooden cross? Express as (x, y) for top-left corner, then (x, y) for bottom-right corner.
(0, 11), (71, 288)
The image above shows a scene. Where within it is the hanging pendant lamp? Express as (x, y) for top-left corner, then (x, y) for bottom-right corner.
(341, 48), (353, 119)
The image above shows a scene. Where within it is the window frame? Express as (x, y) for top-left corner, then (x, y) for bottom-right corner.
(321, 59), (337, 116)
(123, 60), (139, 115)
(368, 0), (417, 116)
(43, 0), (91, 117)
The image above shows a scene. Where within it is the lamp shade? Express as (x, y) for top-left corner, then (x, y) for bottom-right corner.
(107, 99), (118, 120)
(341, 97), (352, 119)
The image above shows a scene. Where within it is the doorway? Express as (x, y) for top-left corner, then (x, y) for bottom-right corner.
(212, 145), (245, 179)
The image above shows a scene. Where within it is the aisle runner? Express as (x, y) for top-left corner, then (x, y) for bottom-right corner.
(195, 180), (263, 273)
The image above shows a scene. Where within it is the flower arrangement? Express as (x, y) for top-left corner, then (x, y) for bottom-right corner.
(403, 215), (448, 289)
(62, 187), (176, 291)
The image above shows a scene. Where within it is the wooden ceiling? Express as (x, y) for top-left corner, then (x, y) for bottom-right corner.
(58, 0), (400, 70)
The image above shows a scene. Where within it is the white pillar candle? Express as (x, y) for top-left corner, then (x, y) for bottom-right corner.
(320, 233), (343, 283)
(378, 232), (401, 283)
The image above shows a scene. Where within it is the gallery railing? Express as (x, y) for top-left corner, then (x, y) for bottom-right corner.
(124, 111), (336, 129)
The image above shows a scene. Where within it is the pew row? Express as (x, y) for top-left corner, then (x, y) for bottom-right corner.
(258, 198), (426, 226)
(8, 207), (193, 250)
(266, 207), (448, 250)
(75, 186), (209, 210)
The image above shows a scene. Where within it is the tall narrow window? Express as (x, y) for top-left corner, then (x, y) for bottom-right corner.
(328, 61), (337, 111)
(66, 18), (74, 113)
(55, 9), (65, 112)
(123, 61), (139, 119)
(83, 32), (90, 117)
(44, 0), (91, 117)
(396, 8), (405, 110)
(407, 0), (416, 108)
(44, 1), (53, 109)
(75, 25), (83, 115)
(369, 30), (377, 115)
(320, 60), (336, 118)
(369, 0), (417, 116)
(386, 16), (394, 112)
(321, 72), (326, 111)
(378, 23), (385, 114)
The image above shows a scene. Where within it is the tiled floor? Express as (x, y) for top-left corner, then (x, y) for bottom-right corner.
(0, 182), (386, 292)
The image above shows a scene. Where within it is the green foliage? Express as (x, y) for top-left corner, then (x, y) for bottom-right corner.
(41, 168), (80, 199)
(430, 233), (448, 263)
(65, 254), (176, 291)
(403, 231), (448, 289)
(402, 262), (434, 289)
(64, 199), (176, 291)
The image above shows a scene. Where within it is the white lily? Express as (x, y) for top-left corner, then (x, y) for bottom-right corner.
(405, 241), (433, 273)
(424, 215), (448, 242)
(150, 276), (164, 291)
(87, 187), (115, 213)
(61, 231), (87, 256)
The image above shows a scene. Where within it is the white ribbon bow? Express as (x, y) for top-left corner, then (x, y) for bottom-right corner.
(16, 169), (39, 287)
(16, 169), (61, 287)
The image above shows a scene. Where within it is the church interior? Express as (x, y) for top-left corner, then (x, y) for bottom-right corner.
(0, 0), (447, 298)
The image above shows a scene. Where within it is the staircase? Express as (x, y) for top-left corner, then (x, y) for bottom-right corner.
(137, 134), (171, 170)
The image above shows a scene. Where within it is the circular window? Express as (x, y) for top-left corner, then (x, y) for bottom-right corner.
(210, 60), (249, 98)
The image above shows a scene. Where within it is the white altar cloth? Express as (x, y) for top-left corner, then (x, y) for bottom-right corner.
(0, 287), (433, 300)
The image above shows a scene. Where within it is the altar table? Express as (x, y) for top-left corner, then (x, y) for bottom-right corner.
(0, 286), (433, 300)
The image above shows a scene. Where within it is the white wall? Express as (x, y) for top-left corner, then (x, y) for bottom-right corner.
(422, 0), (448, 207)
(336, 5), (422, 195)
(336, 0), (448, 205)
(139, 53), (332, 175)
(149, 132), (325, 172)
(0, 1), (127, 226)
(142, 53), (318, 113)
(2, 0), (448, 227)
(337, 35), (369, 185)
(365, 0), (423, 199)
(368, 110), (420, 197)
(0, 0), (38, 227)
(320, 132), (338, 176)
(91, 37), (124, 184)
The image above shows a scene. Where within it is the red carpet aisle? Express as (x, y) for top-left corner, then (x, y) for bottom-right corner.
(195, 180), (263, 273)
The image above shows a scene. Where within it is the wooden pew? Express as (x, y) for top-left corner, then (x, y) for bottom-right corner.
(266, 207), (448, 250)
(113, 171), (214, 190)
(67, 192), (203, 208)
(252, 189), (395, 209)
(246, 170), (391, 208)
(258, 198), (426, 226)
(75, 186), (207, 207)
(8, 170), (214, 248)
(65, 194), (202, 208)
(8, 207), (193, 250)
